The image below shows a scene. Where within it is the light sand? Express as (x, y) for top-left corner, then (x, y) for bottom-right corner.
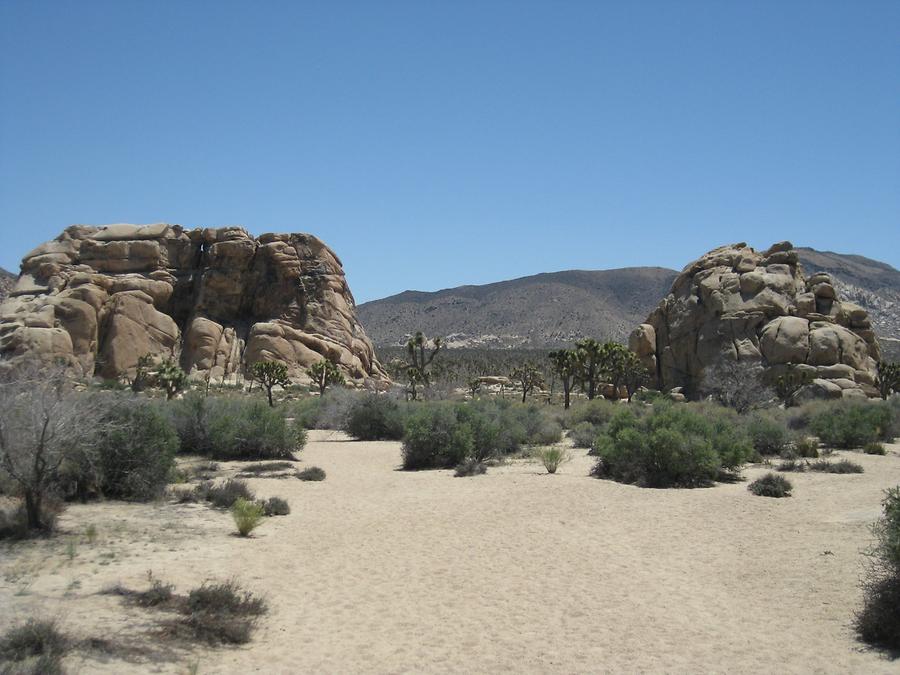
(3, 432), (900, 674)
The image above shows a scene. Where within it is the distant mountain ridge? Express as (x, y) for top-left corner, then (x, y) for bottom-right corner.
(358, 248), (900, 358)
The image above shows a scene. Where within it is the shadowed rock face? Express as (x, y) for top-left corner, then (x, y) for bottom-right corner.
(629, 242), (881, 400)
(0, 224), (387, 385)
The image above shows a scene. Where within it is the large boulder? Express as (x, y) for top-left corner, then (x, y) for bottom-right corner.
(629, 241), (881, 399)
(0, 224), (388, 386)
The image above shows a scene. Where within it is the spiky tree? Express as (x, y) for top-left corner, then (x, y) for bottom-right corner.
(156, 358), (188, 401)
(598, 342), (633, 400)
(621, 351), (649, 402)
(548, 349), (578, 409)
(250, 360), (291, 407)
(876, 362), (900, 400)
(574, 338), (604, 400)
(467, 378), (482, 399)
(511, 363), (544, 403)
(775, 366), (812, 406)
(131, 354), (154, 393)
(307, 359), (345, 396)
(405, 332), (443, 400)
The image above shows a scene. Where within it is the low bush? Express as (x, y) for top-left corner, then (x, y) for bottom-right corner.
(454, 458), (487, 477)
(745, 411), (791, 456)
(345, 394), (405, 440)
(810, 400), (894, 449)
(106, 578), (175, 608)
(307, 388), (362, 431)
(793, 436), (820, 458)
(296, 467), (326, 481)
(539, 447), (570, 474)
(567, 399), (618, 428)
(748, 473), (792, 497)
(568, 421), (598, 449)
(591, 402), (753, 488)
(178, 580), (267, 645)
(0, 619), (70, 671)
(857, 486), (900, 649)
(777, 459), (806, 472)
(236, 462), (295, 477)
(402, 404), (473, 470)
(231, 498), (265, 536)
(864, 442), (887, 456)
(809, 459), (864, 474)
(170, 396), (305, 460)
(262, 497), (290, 516)
(197, 479), (255, 509)
(292, 396), (322, 429)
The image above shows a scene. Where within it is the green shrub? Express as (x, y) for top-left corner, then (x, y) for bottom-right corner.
(309, 388), (362, 430)
(526, 417), (563, 445)
(567, 399), (618, 427)
(792, 436), (820, 458)
(402, 404), (473, 470)
(344, 394), (405, 440)
(231, 498), (265, 536)
(776, 459), (805, 472)
(296, 466), (326, 481)
(95, 403), (178, 501)
(539, 447), (570, 474)
(591, 402), (753, 488)
(569, 422), (598, 449)
(168, 392), (213, 454)
(454, 458), (487, 477)
(197, 479), (255, 509)
(864, 442), (887, 456)
(262, 497), (290, 516)
(745, 411), (791, 456)
(292, 397), (322, 429)
(857, 486), (900, 649)
(810, 400), (894, 449)
(748, 473), (792, 497)
(207, 399), (304, 460)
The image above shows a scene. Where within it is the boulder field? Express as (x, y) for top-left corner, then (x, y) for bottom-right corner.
(0, 224), (387, 385)
(630, 241), (881, 400)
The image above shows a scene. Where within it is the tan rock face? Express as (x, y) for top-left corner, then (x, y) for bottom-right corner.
(0, 224), (387, 385)
(630, 242), (881, 399)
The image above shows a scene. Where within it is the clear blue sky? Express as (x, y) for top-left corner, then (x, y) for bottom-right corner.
(1, 1), (897, 303)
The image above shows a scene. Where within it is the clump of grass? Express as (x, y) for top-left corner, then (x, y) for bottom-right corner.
(196, 479), (255, 509)
(84, 524), (98, 545)
(262, 497), (290, 516)
(777, 459), (807, 472)
(296, 466), (326, 482)
(454, 458), (487, 477)
(0, 618), (70, 670)
(809, 459), (864, 474)
(178, 580), (268, 645)
(864, 442), (887, 456)
(237, 461), (296, 477)
(538, 447), (570, 474)
(231, 498), (265, 537)
(748, 473), (793, 498)
(105, 578), (175, 607)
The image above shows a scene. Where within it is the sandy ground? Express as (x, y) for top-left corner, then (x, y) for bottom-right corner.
(3, 431), (900, 674)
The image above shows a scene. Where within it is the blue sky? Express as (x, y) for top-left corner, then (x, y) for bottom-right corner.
(1, 1), (897, 303)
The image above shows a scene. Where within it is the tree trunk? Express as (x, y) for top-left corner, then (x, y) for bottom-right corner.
(563, 382), (571, 409)
(24, 489), (43, 530)
(521, 388), (527, 403)
(266, 386), (274, 407)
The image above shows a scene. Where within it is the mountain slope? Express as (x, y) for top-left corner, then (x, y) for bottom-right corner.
(357, 267), (678, 348)
(358, 249), (900, 357)
(0, 267), (14, 303)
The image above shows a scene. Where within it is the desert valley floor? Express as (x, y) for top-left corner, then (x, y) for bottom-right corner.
(3, 431), (900, 674)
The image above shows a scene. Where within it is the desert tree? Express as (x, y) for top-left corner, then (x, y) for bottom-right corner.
(876, 361), (900, 400)
(621, 352), (649, 402)
(548, 349), (578, 409)
(156, 358), (188, 400)
(701, 358), (773, 413)
(775, 366), (812, 406)
(307, 358), (345, 396)
(511, 363), (544, 403)
(250, 360), (291, 407)
(597, 342), (632, 399)
(404, 332), (443, 400)
(0, 365), (109, 531)
(131, 354), (154, 393)
(574, 338), (603, 400)
(467, 378), (482, 399)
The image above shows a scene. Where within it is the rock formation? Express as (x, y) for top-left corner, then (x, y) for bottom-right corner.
(0, 224), (387, 385)
(629, 242), (881, 400)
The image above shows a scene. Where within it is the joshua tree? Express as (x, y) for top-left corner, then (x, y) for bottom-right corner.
(131, 354), (154, 393)
(405, 332), (443, 400)
(250, 360), (291, 407)
(511, 363), (544, 403)
(0, 366), (109, 531)
(775, 366), (812, 406)
(597, 342), (632, 400)
(548, 349), (578, 409)
(621, 352), (649, 402)
(574, 338), (603, 400)
(876, 361), (900, 400)
(307, 358), (345, 396)
(467, 378), (482, 399)
(156, 358), (188, 401)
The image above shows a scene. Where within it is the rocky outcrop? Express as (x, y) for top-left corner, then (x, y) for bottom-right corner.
(630, 242), (881, 400)
(0, 224), (387, 385)
(0, 268), (13, 303)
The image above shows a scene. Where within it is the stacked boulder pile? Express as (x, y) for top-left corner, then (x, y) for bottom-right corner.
(629, 241), (881, 401)
(0, 223), (387, 385)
